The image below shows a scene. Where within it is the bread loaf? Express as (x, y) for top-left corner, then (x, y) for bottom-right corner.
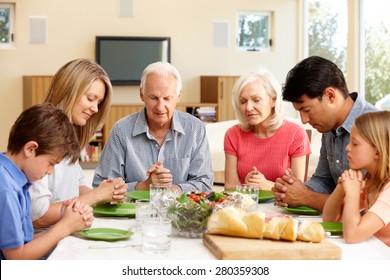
(297, 220), (324, 243)
(207, 206), (266, 238)
(207, 206), (324, 243)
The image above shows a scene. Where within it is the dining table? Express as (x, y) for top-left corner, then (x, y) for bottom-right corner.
(47, 188), (390, 261)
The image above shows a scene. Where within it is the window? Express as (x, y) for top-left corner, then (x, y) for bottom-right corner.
(304, 0), (390, 105)
(236, 11), (272, 52)
(306, 0), (347, 73)
(0, 3), (14, 48)
(363, 0), (390, 105)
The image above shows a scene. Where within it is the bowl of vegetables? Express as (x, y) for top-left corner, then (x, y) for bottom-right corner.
(166, 191), (233, 238)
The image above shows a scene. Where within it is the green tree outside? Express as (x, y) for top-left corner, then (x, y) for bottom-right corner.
(364, 21), (390, 104)
(308, 1), (346, 72)
(308, 0), (389, 104)
(237, 13), (270, 50)
(0, 7), (10, 43)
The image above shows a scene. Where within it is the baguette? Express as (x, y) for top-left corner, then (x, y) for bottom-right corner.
(297, 220), (324, 243)
(207, 206), (324, 243)
(241, 211), (266, 238)
(207, 207), (265, 238)
(263, 216), (287, 240)
(207, 206), (248, 237)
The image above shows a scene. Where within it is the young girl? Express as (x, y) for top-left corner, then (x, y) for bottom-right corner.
(30, 58), (127, 228)
(323, 111), (390, 246)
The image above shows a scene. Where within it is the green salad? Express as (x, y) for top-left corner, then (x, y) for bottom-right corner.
(166, 191), (232, 238)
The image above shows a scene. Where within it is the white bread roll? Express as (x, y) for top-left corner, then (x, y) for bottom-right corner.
(297, 220), (324, 243)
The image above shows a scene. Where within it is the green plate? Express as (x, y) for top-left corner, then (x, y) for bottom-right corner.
(127, 190), (150, 201)
(280, 205), (321, 216)
(321, 222), (343, 235)
(77, 228), (132, 241)
(258, 190), (274, 203)
(93, 202), (136, 217)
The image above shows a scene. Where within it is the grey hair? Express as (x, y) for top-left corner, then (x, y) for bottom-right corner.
(140, 61), (183, 95)
(232, 67), (284, 131)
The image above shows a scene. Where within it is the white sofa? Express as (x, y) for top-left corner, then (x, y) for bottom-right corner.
(205, 120), (238, 184)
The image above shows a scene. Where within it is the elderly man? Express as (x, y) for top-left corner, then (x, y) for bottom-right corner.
(272, 56), (378, 210)
(93, 62), (213, 193)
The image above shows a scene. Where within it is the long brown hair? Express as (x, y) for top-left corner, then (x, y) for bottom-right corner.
(355, 111), (390, 205)
(44, 58), (112, 147)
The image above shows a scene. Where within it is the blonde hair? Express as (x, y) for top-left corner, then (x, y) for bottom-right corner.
(355, 111), (390, 205)
(232, 67), (283, 131)
(44, 58), (113, 148)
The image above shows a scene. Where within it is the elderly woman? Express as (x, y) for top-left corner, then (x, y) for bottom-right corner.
(224, 67), (311, 190)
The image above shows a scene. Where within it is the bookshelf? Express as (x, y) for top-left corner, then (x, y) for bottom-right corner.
(200, 76), (239, 121)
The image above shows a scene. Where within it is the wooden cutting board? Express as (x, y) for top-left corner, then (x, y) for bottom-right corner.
(203, 234), (341, 260)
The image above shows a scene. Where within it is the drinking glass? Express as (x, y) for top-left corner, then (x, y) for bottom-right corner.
(149, 183), (172, 216)
(142, 218), (172, 254)
(236, 184), (259, 211)
(135, 199), (157, 230)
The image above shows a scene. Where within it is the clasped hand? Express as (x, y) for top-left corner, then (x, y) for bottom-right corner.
(272, 168), (308, 207)
(338, 169), (365, 195)
(61, 198), (94, 231)
(245, 166), (266, 187)
(98, 177), (127, 204)
(146, 161), (173, 186)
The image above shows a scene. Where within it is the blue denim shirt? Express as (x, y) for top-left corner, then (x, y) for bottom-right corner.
(305, 92), (378, 194)
(93, 109), (214, 193)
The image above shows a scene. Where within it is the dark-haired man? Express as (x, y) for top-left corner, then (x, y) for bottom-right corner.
(272, 56), (378, 210)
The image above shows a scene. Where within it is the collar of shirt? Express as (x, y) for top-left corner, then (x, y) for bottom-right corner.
(132, 108), (186, 137)
(335, 92), (365, 136)
(0, 152), (31, 190)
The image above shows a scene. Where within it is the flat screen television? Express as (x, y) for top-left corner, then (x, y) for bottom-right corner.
(96, 36), (171, 85)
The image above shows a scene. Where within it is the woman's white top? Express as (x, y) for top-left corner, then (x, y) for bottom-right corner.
(29, 159), (85, 221)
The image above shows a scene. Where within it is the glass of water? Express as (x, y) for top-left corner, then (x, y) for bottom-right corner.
(236, 184), (259, 211)
(135, 199), (157, 230)
(149, 183), (172, 216)
(142, 218), (172, 254)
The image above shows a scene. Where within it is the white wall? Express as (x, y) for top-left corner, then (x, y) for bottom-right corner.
(0, 0), (300, 149)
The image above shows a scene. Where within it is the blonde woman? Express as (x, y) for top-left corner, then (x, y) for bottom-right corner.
(30, 58), (126, 228)
(224, 68), (311, 190)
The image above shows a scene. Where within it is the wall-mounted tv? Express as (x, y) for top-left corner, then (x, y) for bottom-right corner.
(96, 36), (171, 85)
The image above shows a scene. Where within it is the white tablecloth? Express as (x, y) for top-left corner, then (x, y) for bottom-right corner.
(48, 201), (390, 260)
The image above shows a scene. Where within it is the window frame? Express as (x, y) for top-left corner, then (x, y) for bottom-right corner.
(0, 2), (15, 49)
(235, 10), (272, 52)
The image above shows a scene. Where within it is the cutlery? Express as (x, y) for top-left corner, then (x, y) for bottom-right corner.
(297, 215), (322, 218)
(324, 232), (342, 239)
(89, 243), (141, 249)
